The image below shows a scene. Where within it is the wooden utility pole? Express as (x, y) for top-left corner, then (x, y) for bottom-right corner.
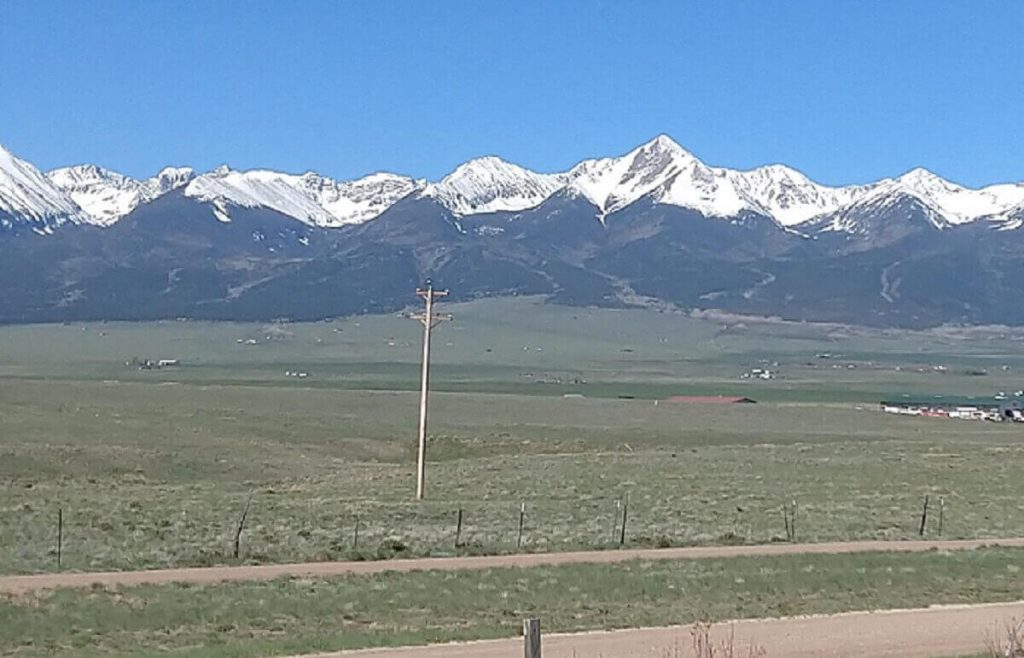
(409, 280), (451, 501)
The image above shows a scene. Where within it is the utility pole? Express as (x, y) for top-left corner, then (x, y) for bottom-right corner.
(409, 279), (451, 501)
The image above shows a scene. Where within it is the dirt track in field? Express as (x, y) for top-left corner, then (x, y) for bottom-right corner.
(3, 537), (1024, 594)
(292, 600), (1024, 657)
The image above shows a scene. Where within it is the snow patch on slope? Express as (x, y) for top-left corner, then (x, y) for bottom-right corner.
(147, 167), (195, 195)
(727, 165), (868, 226)
(422, 156), (565, 215)
(299, 172), (422, 226)
(888, 169), (1024, 225)
(184, 167), (420, 226)
(47, 165), (142, 226)
(0, 145), (84, 229)
(184, 168), (338, 226)
(48, 164), (195, 226)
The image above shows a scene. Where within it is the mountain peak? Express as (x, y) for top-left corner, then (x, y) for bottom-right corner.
(155, 165), (194, 179)
(565, 134), (706, 215)
(884, 167), (1024, 226)
(47, 163), (121, 185)
(0, 144), (84, 229)
(642, 133), (686, 153)
(424, 156), (565, 216)
(147, 166), (195, 196)
(897, 167), (946, 186)
(628, 134), (697, 168)
(443, 155), (539, 180)
(46, 163), (154, 226)
(299, 170), (421, 226)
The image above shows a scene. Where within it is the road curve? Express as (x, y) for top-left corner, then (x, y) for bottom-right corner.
(288, 601), (1024, 658)
(4, 537), (1024, 595)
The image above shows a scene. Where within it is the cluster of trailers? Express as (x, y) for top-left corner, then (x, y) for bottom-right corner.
(881, 397), (1024, 422)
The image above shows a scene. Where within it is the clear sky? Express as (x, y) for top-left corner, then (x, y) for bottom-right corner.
(2, 1), (1022, 187)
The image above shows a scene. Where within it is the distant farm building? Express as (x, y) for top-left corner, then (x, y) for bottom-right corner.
(664, 396), (757, 404)
(125, 357), (180, 370)
(881, 397), (1024, 422)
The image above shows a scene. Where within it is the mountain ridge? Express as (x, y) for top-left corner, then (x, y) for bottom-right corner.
(5, 136), (1023, 234)
(2, 136), (1023, 328)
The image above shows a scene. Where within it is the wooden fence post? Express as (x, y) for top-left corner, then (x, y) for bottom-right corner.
(455, 508), (463, 549)
(352, 514), (360, 549)
(233, 492), (253, 559)
(919, 494), (930, 537)
(612, 499), (621, 544)
(790, 499), (797, 543)
(523, 617), (541, 658)
(938, 496), (944, 536)
(517, 502), (526, 549)
(57, 507), (63, 569)
(619, 493), (629, 547)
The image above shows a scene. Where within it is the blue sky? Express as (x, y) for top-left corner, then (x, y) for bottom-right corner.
(2, 1), (1022, 187)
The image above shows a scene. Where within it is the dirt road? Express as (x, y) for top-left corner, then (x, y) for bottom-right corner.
(3, 537), (1023, 594)
(289, 601), (1024, 658)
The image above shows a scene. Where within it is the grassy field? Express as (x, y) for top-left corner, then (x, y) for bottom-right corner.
(4, 547), (1024, 657)
(3, 297), (1024, 574)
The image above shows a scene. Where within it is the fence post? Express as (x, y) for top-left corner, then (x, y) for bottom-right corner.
(619, 493), (629, 547)
(57, 507), (63, 569)
(517, 502), (526, 550)
(523, 617), (541, 658)
(791, 499), (797, 542)
(353, 514), (360, 550)
(919, 494), (929, 537)
(612, 499), (621, 544)
(938, 496), (944, 536)
(455, 508), (463, 549)
(233, 492), (253, 560)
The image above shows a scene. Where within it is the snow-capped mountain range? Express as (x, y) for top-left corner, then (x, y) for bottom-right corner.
(3, 135), (1023, 235)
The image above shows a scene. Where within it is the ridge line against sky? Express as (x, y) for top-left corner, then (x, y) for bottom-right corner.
(10, 134), (1024, 195)
(1, 1), (1022, 188)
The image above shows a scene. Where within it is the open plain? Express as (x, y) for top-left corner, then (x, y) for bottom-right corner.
(4, 297), (1024, 656)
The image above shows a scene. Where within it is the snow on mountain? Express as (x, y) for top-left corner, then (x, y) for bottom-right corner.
(565, 135), (844, 223)
(655, 156), (753, 219)
(806, 169), (1024, 234)
(184, 167), (419, 226)
(566, 135), (708, 215)
(47, 164), (195, 226)
(47, 165), (143, 226)
(809, 189), (946, 236)
(7, 136), (1024, 234)
(0, 144), (84, 231)
(885, 168), (1024, 226)
(421, 156), (565, 215)
(146, 167), (195, 196)
(184, 167), (335, 225)
(726, 165), (869, 226)
(298, 172), (422, 226)
(564, 136), (1024, 230)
